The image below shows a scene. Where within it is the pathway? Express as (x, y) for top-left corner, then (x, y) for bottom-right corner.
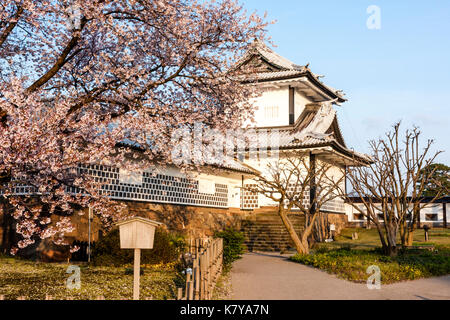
(230, 252), (450, 300)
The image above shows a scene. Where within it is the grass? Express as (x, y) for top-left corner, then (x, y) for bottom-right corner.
(289, 228), (450, 284)
(212, 271), (233, 300)
(331, 227), (450, 250)
(0, 255), (184, 300)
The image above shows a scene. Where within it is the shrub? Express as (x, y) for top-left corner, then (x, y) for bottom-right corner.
(214, 228), (245, 271)
(289, 247), (450, 283)
(314, 245), (330, 254)
(92, 227), (186, 266)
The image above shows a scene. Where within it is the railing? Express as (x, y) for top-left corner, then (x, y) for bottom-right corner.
(178, 238), (224, 300)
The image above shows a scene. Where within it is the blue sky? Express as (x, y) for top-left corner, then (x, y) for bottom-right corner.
(242, 0), (450, 164)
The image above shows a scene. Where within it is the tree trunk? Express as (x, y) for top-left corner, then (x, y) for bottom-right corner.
(406, 232), (414, 247)
(316, 212), (329, 242)
(1, 201), (6, 254)
(400, 206), (419, 247)
(278, 206), (308, 254)
(385, 224), (399, 257)
(1, 202), (15, 255)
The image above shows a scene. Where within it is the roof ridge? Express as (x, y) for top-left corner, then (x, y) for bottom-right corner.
(251, 39), (304, 71)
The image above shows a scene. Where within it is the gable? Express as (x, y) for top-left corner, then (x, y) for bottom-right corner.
(237, 54), (282, 74)
(325, 116), (346, 147)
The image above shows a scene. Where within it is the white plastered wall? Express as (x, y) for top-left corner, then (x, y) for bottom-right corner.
(244, 86), (289, 128)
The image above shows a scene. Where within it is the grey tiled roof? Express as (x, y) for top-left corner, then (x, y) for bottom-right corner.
(219, 156), (258, 174)
(261, 128), (372, 163)
(236, 40), (346, 102)
(246, 70), (304, 81)
(251, 39), (305, 71)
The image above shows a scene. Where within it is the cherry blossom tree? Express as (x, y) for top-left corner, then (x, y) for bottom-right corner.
(0, 0), (268, 253)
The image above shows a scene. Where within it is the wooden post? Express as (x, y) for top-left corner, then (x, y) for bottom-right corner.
(194, 259), (200, 300)
(177, 288), (183, 300)
(443, 203), (447, 229)
(184, 237), (224, 301)
(133, 248), (141, 300)
(200, 254), (205, 300)
(188, 280), (194, 300)
(185, 273), (191, 300)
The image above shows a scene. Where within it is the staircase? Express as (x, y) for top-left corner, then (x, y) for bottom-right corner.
(241, 210), (305, 252)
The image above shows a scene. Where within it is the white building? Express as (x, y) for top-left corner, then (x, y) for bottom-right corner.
(75, 40), (371, 217)
(68, 40), (374, 229)
(2, 41), (411, 257)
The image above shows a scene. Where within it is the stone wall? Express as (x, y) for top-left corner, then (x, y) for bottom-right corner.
(120, 201), (250, 238)
(41, 203), (349, 244)
(327, 212), (348, 234)
(0, 200), (350, 261)
(64, 201), (251, 242)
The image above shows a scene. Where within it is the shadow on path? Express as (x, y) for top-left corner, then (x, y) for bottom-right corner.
(231, 252), (450, 300)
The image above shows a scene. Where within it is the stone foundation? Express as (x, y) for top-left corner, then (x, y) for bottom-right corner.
(63, 201), (251, 242)
(0, 201), (350, 260)
(121, 201), (249, 238)
(326, 212), (348, 234)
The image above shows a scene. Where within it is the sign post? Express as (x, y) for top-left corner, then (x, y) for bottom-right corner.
(133, 248), (141, 300)
(117, 217), (163, 300)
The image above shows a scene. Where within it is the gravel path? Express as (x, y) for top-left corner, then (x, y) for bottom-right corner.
(230, 252), (450, 300)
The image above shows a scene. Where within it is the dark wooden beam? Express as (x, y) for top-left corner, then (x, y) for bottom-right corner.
(289, 86), (295, 125)
(309, 152), (316, 214)
(444, 202), (447, 229)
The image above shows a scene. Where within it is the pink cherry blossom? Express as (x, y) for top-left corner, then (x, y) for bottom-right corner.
(0, 0), (268, 253)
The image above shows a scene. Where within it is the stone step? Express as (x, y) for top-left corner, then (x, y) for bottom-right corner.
(244, 236), (299, 243)
(245, 218), (304, 222)
(244, 245), (293, 252)
(243, 228), (304, 234)
(243, 218), (305, 223)
(241, 212), (306, 253)
(243, 224), (305, 229)
(243, 229), (303, 234)
(245, 240), (298, 245)
(243, 229), (302, 235)
(245, 238), (292, 242)
(245, 244), (294, 249)
(248, 216), (305, 222)
(243, 234), (301, 239)
(245, 221), (304, 227)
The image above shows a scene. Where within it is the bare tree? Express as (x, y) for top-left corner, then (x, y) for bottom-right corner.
(339, 123), (444, 256)
(397, 127), (447, 246)
(245, 151), (344, 254)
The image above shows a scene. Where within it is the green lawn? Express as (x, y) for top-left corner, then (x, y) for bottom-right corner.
(332, 227), (450, 249)
(289, 228), (450, 284)
(0, 255), (184, 300)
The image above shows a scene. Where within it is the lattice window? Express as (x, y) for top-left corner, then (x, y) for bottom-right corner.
(321, 197), (345, 213)
(241, 184), (259, 210)
(5, 164), (229, 209)
(264, 105), (279, 120)
(286, 184), (309, 209)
